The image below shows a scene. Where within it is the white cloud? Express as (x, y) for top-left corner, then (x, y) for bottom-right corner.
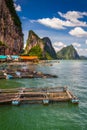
(75, 48), (83, 54)
(54, 42), (66, 47)
(75, 48), (87, 56)
(58, 11), (87, 27)
(21, 16), (27, 20)
(72, 42), (81, 47)
(69, 27), (87, 37)
(14, 3), (22, 12)
(33, 11), (87, 30)
(85, 40), (87, 45)
(53, 42), (66, 52)
(37, 18), (65, 29)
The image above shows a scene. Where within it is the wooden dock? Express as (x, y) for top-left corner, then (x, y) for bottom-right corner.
(0, 87), (79, 105)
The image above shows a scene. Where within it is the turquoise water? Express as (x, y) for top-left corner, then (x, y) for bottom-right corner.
(0, 60), (87, 130)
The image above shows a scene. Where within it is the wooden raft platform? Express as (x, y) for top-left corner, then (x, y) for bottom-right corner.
(0, 87), (79, 105)
(0, 69), (57, 79)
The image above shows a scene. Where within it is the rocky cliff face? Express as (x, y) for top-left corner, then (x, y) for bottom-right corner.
(25, 30), (57, 59)
(57, 45), (80, 59)
(42, 37), (57, 59)
(25, 30), (44, 54)
(0, 0), (23, 55)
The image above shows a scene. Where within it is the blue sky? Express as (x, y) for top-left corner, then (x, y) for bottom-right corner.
(14, 0), (87, 56)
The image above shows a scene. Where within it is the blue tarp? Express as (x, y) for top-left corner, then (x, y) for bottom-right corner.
(0, 55), (7, 59)
(11, 55), (19, 59)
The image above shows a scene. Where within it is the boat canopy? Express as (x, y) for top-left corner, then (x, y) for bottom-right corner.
(11, 55), (19, 59)
(0, 55), (7, 59)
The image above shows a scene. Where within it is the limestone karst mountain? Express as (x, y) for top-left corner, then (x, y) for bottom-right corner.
(25, 30), (57, 59)
(0, 0), (23, 55)
(57, 45), (80, 59)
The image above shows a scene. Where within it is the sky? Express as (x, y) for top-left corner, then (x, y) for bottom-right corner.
(14, 0), (87, 56)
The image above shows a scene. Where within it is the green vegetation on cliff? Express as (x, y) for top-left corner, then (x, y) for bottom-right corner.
(45, 52), (53, 60)
(57, 45), (80, 59)
(28, 45), (43, 59)
(0, 41), (8, 47)
(5, 0), (22, 30)
(25, 30), (57, 60)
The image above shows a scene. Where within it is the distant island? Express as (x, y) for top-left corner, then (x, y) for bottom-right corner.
(57, 45), (87, 60)
(57, 45), (80, 60)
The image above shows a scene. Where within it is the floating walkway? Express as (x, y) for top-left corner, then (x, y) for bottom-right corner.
(0, 87), (79, 105)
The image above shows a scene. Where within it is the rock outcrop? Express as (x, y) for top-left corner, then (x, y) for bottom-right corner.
(0, 0), (23, 55)
(25, 30), (57, 60)
(57, 45), (80, 59)
(42, 37), (57, 59)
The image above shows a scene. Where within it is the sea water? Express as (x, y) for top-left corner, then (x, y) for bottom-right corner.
(0, 60), (87, 130)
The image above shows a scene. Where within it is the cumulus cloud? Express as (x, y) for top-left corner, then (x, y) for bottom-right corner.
(37, 18), (65, 29)
(53, 42), (66, 52)
(58, 11), (87, 27)
(14, 3), (22, 12)
(69, 27), (87, 37)
(34, 11), (87, 29)
(72, 42), (81, 47)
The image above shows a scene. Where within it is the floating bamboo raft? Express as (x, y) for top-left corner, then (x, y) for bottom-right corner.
(0, 69), (57, 79)
(0, 87), (79, 105)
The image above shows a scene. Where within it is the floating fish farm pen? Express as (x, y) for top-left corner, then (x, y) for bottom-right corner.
(0, 87), (79, 105)
(0, 69), (58, 79)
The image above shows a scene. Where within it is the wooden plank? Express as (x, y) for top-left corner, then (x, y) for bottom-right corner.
(66, 90), (72, 99)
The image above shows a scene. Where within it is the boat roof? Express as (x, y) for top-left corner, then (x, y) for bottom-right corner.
(0, 55), (7, 59)
(11, 55), (19, 59)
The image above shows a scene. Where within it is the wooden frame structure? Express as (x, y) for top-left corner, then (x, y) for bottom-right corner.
(0, 87), (79, 105)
